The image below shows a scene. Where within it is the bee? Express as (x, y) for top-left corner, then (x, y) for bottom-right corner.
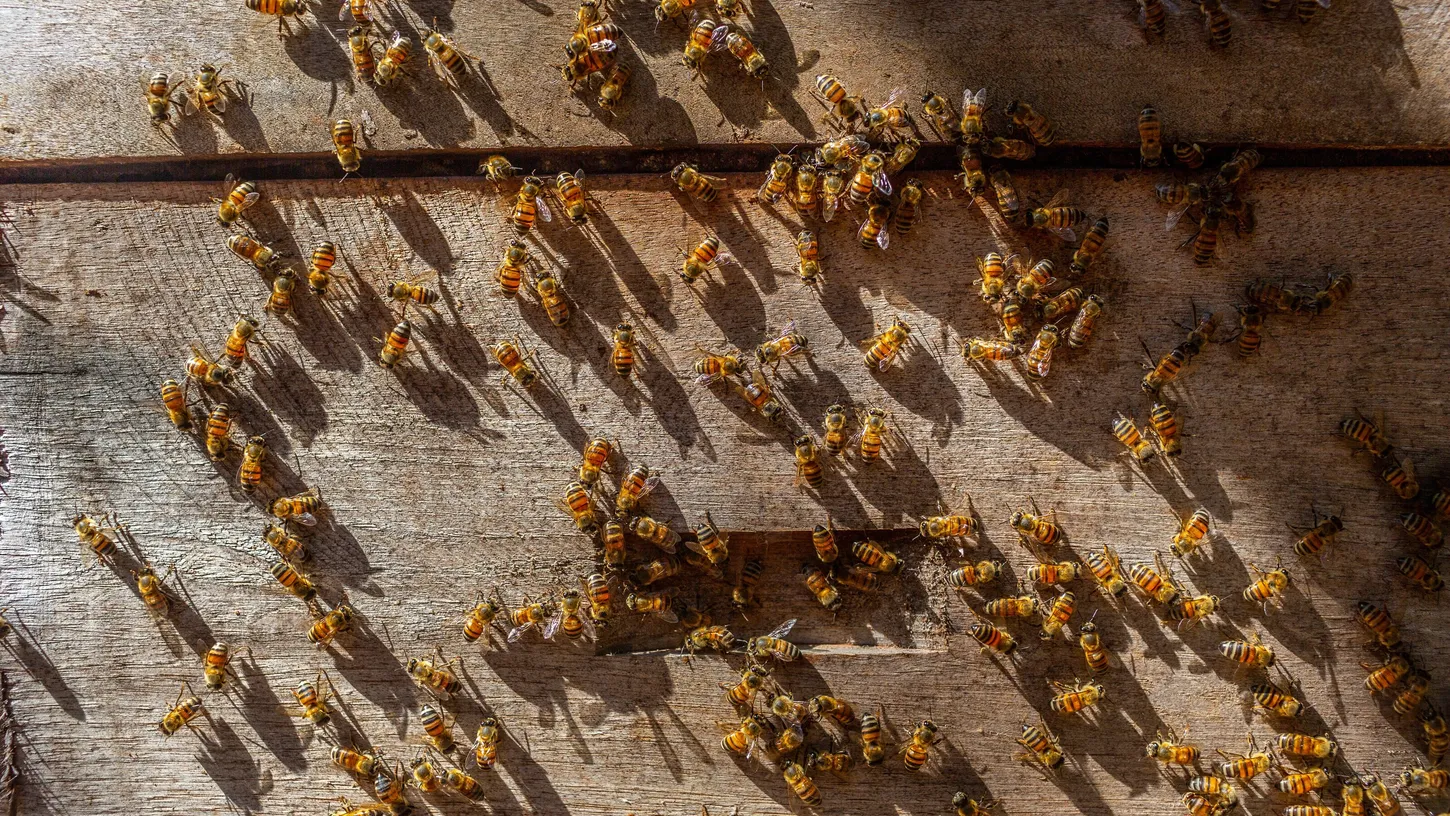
(332, 745), (379, 777)
(753, 155), (797, 206)
(1017, 719), (1064, 770)
(417, 23), (474, 84)
(1050, 679), (1106, 715)
(1356, 600), (1401, 648)
(807, 748), (852, 775)
(1040, 591), (1076, 640)
(462, 593), (503, 643)
(1146, 725), (1199, 765)
(919, 495), (981, 543)
(1397, 555), (1444, 592)
(884, 137), (920, 176)
(409, 755), (442, 795)
(1025, 324), (1061, 380)
(1382, 456), (1420, 500)
(834, 564), (878, 592)
(1186, 206), (1222, 267)
(505, 596), (553, 642)
(530, 269), (568, 327)
(510, 175), (553, 233)
(850, 152), (892, 205)
(963, 338), (1024, 364)
(1234, 304), (1264, 357)
(610, 323), (637, 378)
(1041, 286), (1085, 323)
(143, 72), (181, 126)
(1170, 508), (1211, 557)
(970, 618), (1018, 655)
(1138, 106), (1163, 167)
(470, 717), (502, 769)
(203, 402), (233, 461)
(1249, 680), (1304, 717)
(858, 201), (891, 250)
(1310, 271), (1353, 314)
(959, 87), (987, 142)
(719, 714), (768, 759)
(747, 619), (801, 664)
(245, 0), (306, 33)
(214, 175), (260, 226)
(1363, 653), (1411, 693)
(347, 25), (377, 81)
(1200, 0), (1232, 47)
(688, 510), (729, 566)
(1158, 181), (1206, 229)
(227, 234), (281, 271)
(957, 143), (986, 197)
(492, 337), (538, 387)
(562, 38), (618, 85)
(802, 565), (842, 611)
(919, 90), (959, 137)
(947, 561), (1002, 589)
(308, 602), (356, 646)
(272, 487), (322, 525)
(1246, 278), (1310, 314)
(373, 319), (412, 369)
(290, 672), (334, 726)
(1012, 499), (1063, 547)
(574, 437), (614, 488)
(1083, 545), (1128, 598)
(819, 134), (869, 168)
(625, 590), (679, 622)
(738, 369), (783, 422)
(1399, 767), (1449, 794)
(1182, 793), (1227, 816)
(487, 240), (533, 297)
(1219, 633), (1275, 668)
(679, 234), (731, 285)
(863, 89), (912, 137)
(861, 316), (911, 370)
(159, 378), (192, 430)
(782, 762), (822, 806)
(1274, 733), (1337, 759)
(1279, 768), (1331, 796)
(976, 252), (1008, 302)
(386, 275), (441, 314)
(1141, 341), (1189, 394)
(1007, 99), (1057, 146)
(1169, 594), (1220, 629)
(554, 480), (598, 537)
(614, 463), (656, 515)
(331, 117), (363, 177)
(787, 165), (822, 219)
(549, 170), (591, 225)
(757, 321), (809, 371)
(893, 178), (925, 235)
(263, 269), (298, 316)
(596, 63), (632, 112)
(270, 560), (316, 602)
(545, 588), (596, 641)
(1028, 560), (1079, 586)
(1291, 510), (1343, 558)
(1079, 619), (1109, 672)
(184, 63), (235, 119)
(1140, 0), (1167, 35)
(443, 768), (485, 802)
(373, 33), (414, 86)
(1422, 706), (1449, 764)
(1434, 486), (1450, 522)
(158, 683), (205, 737)
(306, 241), (336, 296)
(721, 664), (770, 710)
(1294, 0), (1332, 20)
(791, 230), (822, 283)
(685, 624), (737, 655)
(1339, 411), (1392, 457)
(844, 708), (883, 765)
(680, 17), (724, 74)
(985, 136), (1036, 161)
(629, 513), (681, 554)
(407, 646), (462, 696)
(1173, 142), (1206, 169)
(73, 512), (120, 565)
(952, 794), (1000, 816)
(201, 641), (243, 690)
(237, 435), (266, 492)
(820, 170), (847, 221)
(899, 720), (938, 772)
(813, 74), (864, 129)
(1129, 552), (1180, 604)
(1216, 736), (1271, 779)
(855, 405), (894, 464)
(1024, 192), (1088, 242)
(1341, 778), (1368, 816)
(1242, 563), (1291, 610)
(985, 594), (1038, 619)
(632, 556), (680, 587)
(1013, 256), (1056, 302)
(792, 434), (824, 490)
(988, 168), (1021, 219)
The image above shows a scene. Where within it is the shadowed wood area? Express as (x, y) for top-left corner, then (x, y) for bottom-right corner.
(0, 168), (1448, 816)
(0, 0), (1445, 162)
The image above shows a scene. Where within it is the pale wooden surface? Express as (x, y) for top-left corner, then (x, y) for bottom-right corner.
(1, 0), (1446, 162)
(1, 168), (1448, 816)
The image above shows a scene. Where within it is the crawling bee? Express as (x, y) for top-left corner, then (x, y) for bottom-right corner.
(1421, 706), (1449, 764)
(1147, 401), (1183, 458)
(289, 672), (334, 726)
(671, 162), (725, 202)
(237, 435), (267, 492)
(1172, 508), (1211, 557)
(202, 403), (233, 461)
(685, 624), (737, 655)
(1082, 545), (1128, 599)
(492, 336), (539, 387)
(471, 717), (503, 769)
(158, 682), (206, 737)
(813, 74), (864, 130)
(864, 89), (912, 138)
(900, 720), (939, 772)
(1382, 455), (1420, 500)
(1291, 508), (1344, 558)
(1234, 304), (1264, 357)
(976, 252), (1008, 302)
(802, 564), (842, 611)
(545, 588), (595, 641)
(1049, 678), (1105, 716)
(1249, 679), (1304, 717)
(1216, 735), (1272, 780)
(756, 321), (809, 371)
(1024, 191), (1088, 242)
(1128, 552), (1179, 604)
(1397, 555), (1444, 592)
(957, 142), (986, 197)
(347, 25), (377, 82)
(73, 512), (120, 566)
(1169, 594), (1220, 629)
(245, 0), (306, 34)
(331, 116), (366, 177)
(1364, 653), (1411, 694)
(407, 646), (462, 696)
(308, 601), (356, 647)
(386, 275), (441, 314)
(988, 168), (1021, 219)
(509, 175), (553, 234)
(376, 319), (412, 369)
(183, 63), (238, 119)
(688, 510), (729, 566)
(1339, 410), (1392, 457)
(746, 619), (800, 663)
(1111, 413), (1154, 461)
(1027, 559), (1078, 586)
(143, 72), (182, 126)
(1039, 591), (1076, 640)
(374, 34), (414, 87)
(959, 86), (987, 142)
(1173, 142), (1205, 169)
(969, 618), (1017, 656)
(226, 234), (281, 272)
(1016, 718), (1064, 770)
(421, 23), (475, 85)
(597, 63), (632, 112)
(1219, 632), (1275, 668)
(793, 434), (823, 489)
(1138, 106), (1163, 166)
(1242, 563), (1291, 611)
(861, 316), (911, 370)
(1007, 99), (1057, 146)
(1147, 725), (1199, 765)
(737, 369), (783, 422)
(1012, 499), (1063, 547)
(857, 200), (890, 250)
(201, 641), (244, 690)
(724, 30), (768, 79)
(1355, 600), (1401, 649)
(1078, 618), (1109, 672)
(920, 494), (981, 544)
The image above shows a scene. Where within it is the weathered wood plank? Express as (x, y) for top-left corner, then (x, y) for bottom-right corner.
(0, 169), (1447, 816)
(0, 0), (1444, 162)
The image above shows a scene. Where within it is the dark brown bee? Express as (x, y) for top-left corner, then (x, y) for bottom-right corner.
(1173, 142), (1205, 168)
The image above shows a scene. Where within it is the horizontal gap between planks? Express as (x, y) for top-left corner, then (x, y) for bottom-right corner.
(598, 643), (945, 657)
(3, 143), (1450, 185)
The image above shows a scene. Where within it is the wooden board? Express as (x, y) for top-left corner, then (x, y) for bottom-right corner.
(1, 0), (1446, 162)
(1, 168), (1448, 816)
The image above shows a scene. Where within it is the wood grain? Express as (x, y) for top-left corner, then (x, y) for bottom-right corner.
(0, 0), (1444, 162)
(0, 168), (1447, 816)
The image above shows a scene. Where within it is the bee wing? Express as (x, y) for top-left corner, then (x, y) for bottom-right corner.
(1043, 189), (1070, 209)
(1164, 206), (1188, 230)
(1050, 227), (1078, 243)
(765, 618), (798, 639)
(291, 512), (318, 527)
(821, 197), (838, 222)
(883, 88), (906, 108)
(1316, 0), (1330, 7)
(542, 611), (562, 640)
(757, 177), (781, 202)
(578, 610), (598, 640)
(961, 87), (986, 110)
(506, 621), (534, 642)
(536, 196), (554, 222)
(710, 25), (731, 50)
(873, 172), (893, 196)
(338, 0), (352, 19)
(240, 192), (261, 211)
(213, 93), (228, 114)
(715, 251), (735, 266)
(876, 226), (890, 251)
(358, 109), (377, 136)
(683, 537), (710, 559)
(694, 371), (724, 385)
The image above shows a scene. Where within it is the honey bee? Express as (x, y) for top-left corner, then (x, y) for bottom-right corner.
(846, 539), (899, 574)
(1382, 456), (1420, 500)
(1188, 206), (1222, 266)
(653, 0), (700, 22)
(884, 138), (920, 176)
(1172, 142), (1206, 169)
(853, 405), (895, 464)
(1307, 271), (1353, 314)
(270, 560), (316, 602)
(607, 323), (638, 378)
(1079, 619), (1109, 672)
(680, 16), (725, 73)
(550, 170), (591, 225)
(947, 560), (1002, 589)
(143, 72), (181, 126)
(1138, 106), (1163, 166)
(987, 168), (1021, 219)
(961, 338), (1023, 365)
(892, 178), (925, 235)
(721, 664), (770, 710)
(1219, 632), (1275, 668)
(1273, 732), (1337, 759)
(789, 434), (824, 490)
(756, 321), (809, 371)
(625, 590), (679, 622)
(1140, 0), (1166, 35)
(332, 745), (380, 777)
(857, 200), (891, 250)
(1016, 718), (1064, 770)
(376, 319), (412, 369)
(227, 234), (281, 271)
(1339, 411), (1392, 457)
(789, 229), (822, 284)
(1129, 552), (1180, 604)
(1422, 706), (1449, 764)
(919, 494), (980, 544)
(596, 63), (632, 112)
(272, 487), (321, 525)
(545, 588), (596, 641)
(1039, 591), (1076, 640)
(896, 719), (938, 772)
(1141, 341), (1189, 394)
(492, 337), (539, 387)
(1363, 653), (1411, 694)
(737, 369), (783, 422)
(1291, 509), (1344, 558)
(1146, 725), (1199, 765)
(813, 74), (864, 129)
(632, 555), (680, 587)
(850, 152), (892, 204)
(306, 241), (336, 296)
(575, 437), (613, 488)
(1182, 793), (1228, 816)
(554, 480), (598, 537)
(718, 713), (769, 759)
(347, 25), (377, 81)
(1169, 594), (1220, 629)
(970, 618), (1018, 655)
(783, 762), (822, 806)
(386, 275), (441, 315)
(974, 252), (1009, 302)
(158, 682), (205, 737)
(1027, 560), (1078, 586)
(1246, 278), (1310, 314)
(408, 754), (443, 795)
(863, 89), (912, 137)
(916, 90), (956, 137)
(373, 33), (414, 86)
(746, 619), (801, 664)
(1005, 99), (1057, 146)
(861, 316), (911, 371)
(1356, 600), (1402, 648)
(959, 87), (987, 142)
(159, 378), (192, 430)
(953, 794), (999, 816)
(1249, 680), (1303, 717)
(805, 748), (852, 775)
(1216, 735), (1271, 780)
(506, 596), (553, 642)
(985, 136), (1036, 161)
(686, 345), (748, 389)
(421, 23), (474, 85)
(264, 269), (298, 316)
(203, 402), (233, 461)
(489, 239), (532, 296)
(1234, 304), (1263, 357)
(1024, 191), (1088, 242)
(1049, 678), (1105, 716)
(462, 592), (503, 643)
(562, 38), (618, 86)
(510, 175), (553, 233)
(1342, 778), (1368, 816)
(331, 117), (363, 177)
(73, 512), (120, 565)
(1059, 294), (1105, 350)
(802, 564), (842, 611)
(308, 601), (356, 647)
(1279, 768), (1332, 796)
(201, 641), (244, 690)
(1399, 767), (1449, 795)
(476, 155), (520, 187)
(614, 463), (656, 515)
(1170, 508), (1211, 557)
(1397, 555), (1444, 592)
(688, 510), (729, 566)
(754, 154), (796, 205)
(834, 564), (879, 593)
(1012, 499), (1064, 546)
(1242, 563), (1291, 611)
(237, 434), (267, 492)
(629, 513), (680, 554)
(290, 672), (334, 726)
(407, 646), (462, 696)
(957, 143), (986, 197)
(470, 717), (502, 770)
(1040, 286), (1085, 323)
(820, 170), (847, 221)
(1082, 545), (1128, 599)
(1025, 324), (1060, 380)
(183, 63), (236, 119)
(685, 624), (737, 655)
(1218, 149), (1261, 188)
(214, 175), (260, 226)
(245, 0), (306, 33)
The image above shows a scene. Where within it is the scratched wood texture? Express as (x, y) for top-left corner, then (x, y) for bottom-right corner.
(1, 0), (1445, 161)
(0, 168), (1448, 816)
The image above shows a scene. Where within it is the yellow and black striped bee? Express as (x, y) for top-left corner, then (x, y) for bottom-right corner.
(858, 200), (891, 250)
(861, 316), (911, 370)
(919, 494), (981, 545)
(1078, 619), (1109, 672)
(1243, 563), (1291, 611)
(688, 510), (730, 566)
(1397, 555), (1444, 593)
(214, 175), (260, 226)
(237, 435), (267, 492)
(855, 405), (892, 463)
(203, 402), (233, 461)
(792, 166), (821, 218)
(1400, 511), (1444, 549)
(963, 338), (1024, 364)
(690, 344), (747, 386)
(1138, 106), (1163, 166)
(1149, 401), (1183, 458)
(1007, 99), (1057, 146)
(1039, 591), (1076, 640)
(821, 403), (851, 457)
(679, 234), (730, 284)
(756, 320), (809, 371)
(812, 518), (839, 563)
(1141, 340), (1189, 394)
(183, 63), (236, 120)
(947, 561), (1001, 589)
(1339, 410), (1392, 457)
(969, 617), (1017, 655)
(245, 0), (306, 34)
(885, 137), (920, 175)
(853, 539), (902, 574)
(985, 593), (1038, 619)
(331, 116), (365, 177)
(158, 682), (206, 737)
(1139, 0), (1167, 35)
(1364, 653), (1411, 694)
(227, 234), (281, 271)
(1421, 706), (1449, 764)
(462, 592), (504, 643)
(531, 268), (571, 327)
(376, 319), (412, 369)
(671, 162), (725, 202)
(900, 720), (939, 772)
(159, 378), (191, 430)
(289, 672), (334, 726)
(1171, 508), (1211, 557)
(1012, 498), (1063, 547)
(920, 90), (959, 139)
(1049, 678), (1105, 715)
(262, 521), (308, 562)
(685, 624), (737, 655)
(347, 25), (377, 82)
(724, 29), (768, 79)
(510, 175), (553, 233)
(409, 755), (444, 795)
(1027, 559), (1078, 586)
(802, 564), (842, 611)
(1189, 206), (1222, 266)
(506, 596), (555, 642)
(988, 168), (1021, 219)
(976, 252), (1008, 302)
(557, 480), (598, 536)
(1382, 455), (1420, 500)
(1400, 767), (1449, 794)
(863, 88), (912, 138)
(386, 274), (441, 314)
(374, 33), (415, 86)
(746, 619), (801, 663)
(1128, 552), (1179, 604)
(306, 241), (336, 296)
(813, 74), (864, 129)
(985, 136), (1036, 161)
(554, 170), (590, 225)
(1016, 719), (1064, 770)
(1250, 679), (1304, 717)
(1040, 286), (1085, 324)
(1219, 632), (1275, 668)
(201, 641), (244, 691)
(610, 323), (637, 378)
(1169, 594), (1220, 629)
(732, 559), (763, 609)
(1082, 545), (1128, 599)
(1215, 735), (1271, 780)
(492, 336), (539, 387)
(793, 434), (823, 489)
(721, 664), (770, 710)
(472, 717), (503, 769)
(794, 230), (821, 284)
(1112, 413), (1155, 461)
(494, 238), (532, 296)
(597, 63), (632, 112)
(893, 178), (924, 235)
(1310, 271), (1353, 314)
(1146, 725), (1199, 765)
(1279, 768), (1331, 796)
(264, 269), (298, 316)
(143, 72), (182, 126)
(1200, 0), (1232, 47)
(1275, 732), (1337, 759)
(1355, 600), (1401, 649)
(957, 142), (986, 197)
(421, 23), (474, 84)
(273, 487), (322, 526)
(1173, 142), (1205, 169)
(544, 588), (595, 641)
(270, 560), (316, 602)
(1234, 304), (1264, 357)
(860, 710), (888, 765)
(1291, 509), (1343, 558)
(332, 746), (379, 778)
(757, 153), (794, 204)
(782, 762), (822, 807)
(959, 86), (987, 142)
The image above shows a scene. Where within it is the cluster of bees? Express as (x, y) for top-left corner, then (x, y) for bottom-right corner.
(1145, 116), (1262, 267)
(654, 0), (769, 84)
(1135, 0), (1331, 48)
(559, 0), (633, 111)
